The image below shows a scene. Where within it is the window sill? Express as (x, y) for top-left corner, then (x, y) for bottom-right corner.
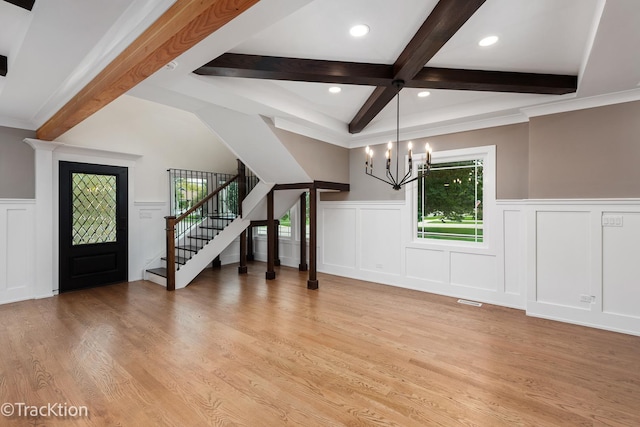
(406, 239), (495, 256)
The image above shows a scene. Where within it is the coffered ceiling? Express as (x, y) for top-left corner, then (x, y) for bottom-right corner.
(1, 0), (639, 147)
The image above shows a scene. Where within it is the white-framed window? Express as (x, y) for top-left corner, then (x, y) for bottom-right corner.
(411, 145), (495, 246)
(279, 210), (292, 238)
(254, 210), (293, 238)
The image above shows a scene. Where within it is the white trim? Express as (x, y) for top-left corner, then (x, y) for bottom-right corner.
(26, 138), (141, 297)
(0, 199), (35, 204)
(348, 114), (529, 149)
(134, 201), (167, 207)
(408, 145), (496, 254)
(320, 200), (406, 207)
(497, 198), (640, 206)
(275, 87), (640, 149)
(521, 88), (640, 118)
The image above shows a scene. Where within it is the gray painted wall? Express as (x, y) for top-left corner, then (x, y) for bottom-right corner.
(3, 99), (639, 201)
(325, 122), (529, 201)
(529, 100), (640, 199)
(329, 100), (640, 201)
(269, 124), (349, 184)
(0, 126), (35, 198)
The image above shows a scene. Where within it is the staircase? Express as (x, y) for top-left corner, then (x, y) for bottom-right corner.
(145, 214), (236, 280)
(145, 164), (273, 290)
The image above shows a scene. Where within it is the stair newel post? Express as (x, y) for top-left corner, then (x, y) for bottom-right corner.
(307, 186), (318, 290)
(237, 160), (246, 215)
(237, 160), (248, 274)
(266, 189), (276, 280)
(165, 215), (176, 291)
(299, 191), (308, 271)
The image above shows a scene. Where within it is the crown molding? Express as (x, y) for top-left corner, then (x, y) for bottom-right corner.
(521, 88), (640, 118)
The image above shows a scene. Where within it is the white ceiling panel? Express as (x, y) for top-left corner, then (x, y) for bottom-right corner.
(2, 0), (639, 147)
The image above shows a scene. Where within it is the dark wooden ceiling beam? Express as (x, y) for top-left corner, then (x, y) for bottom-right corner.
(196, 53), (577, 95)
(195, 53), (392, 86)
(0, 55), (7, 77)
(273, 181), (349, 191)
(410, 67), (577, 95)
(393, 0), (486, 82)
(3, 0), (36, 11)
(37, 0), (260, 141)
(349, 0), (486, 133)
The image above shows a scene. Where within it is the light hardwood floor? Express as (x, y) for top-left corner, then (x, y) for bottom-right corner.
(0, 262), (639, 426)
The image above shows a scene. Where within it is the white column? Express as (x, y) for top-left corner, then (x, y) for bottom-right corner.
(24, 138), (63, 298)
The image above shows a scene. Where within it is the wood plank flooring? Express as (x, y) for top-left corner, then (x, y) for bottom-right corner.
(0, 262), (639, 426)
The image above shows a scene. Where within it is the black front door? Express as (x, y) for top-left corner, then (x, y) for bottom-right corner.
(59, 161), (128, 293)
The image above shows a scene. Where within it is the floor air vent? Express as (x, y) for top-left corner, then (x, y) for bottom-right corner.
(457, 299), (482, 307)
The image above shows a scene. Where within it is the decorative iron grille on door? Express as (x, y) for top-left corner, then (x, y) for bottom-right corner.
(72, 173), (118, 245)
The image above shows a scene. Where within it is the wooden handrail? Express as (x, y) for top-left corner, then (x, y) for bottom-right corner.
(165, 173), (240, 291)
(175, 173), (239, 223)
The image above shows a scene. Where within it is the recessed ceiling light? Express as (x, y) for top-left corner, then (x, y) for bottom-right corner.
(350, 24), (370, 37)
(329, 86), (341, 94)
(418, 91), (431, 98)
(479, 35), (499, 47)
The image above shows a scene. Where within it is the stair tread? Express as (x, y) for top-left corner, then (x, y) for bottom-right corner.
(209, 215), (237, 220)
(147, 268), (167, 278)
(176, 244), (201, 252)
(199, 225), (225, 230)
(161, 255), (189, 265)
(188, 234), (216, 240)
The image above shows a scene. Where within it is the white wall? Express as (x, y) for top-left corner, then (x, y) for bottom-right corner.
(6, 150), (640, 337)
(52, 95), (239, 282)
(526, 200), (640, 335)
(316, 199), (526, 309)
(57, 95), (238, 201)
(316, 196), (640, 336)
(0, 200), (35, 304)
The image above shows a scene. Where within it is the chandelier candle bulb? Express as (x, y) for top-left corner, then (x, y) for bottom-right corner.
(365, 146), (371, 170)
(363, 80), (432, 190)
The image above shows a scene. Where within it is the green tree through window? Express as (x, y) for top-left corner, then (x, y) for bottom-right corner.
(417, 159), (483, 242)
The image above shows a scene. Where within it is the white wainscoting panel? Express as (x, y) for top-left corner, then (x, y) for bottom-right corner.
(602, 212), (640, 318)
(526, 200), (640, 336)
(360, 208), (402, 275)
(132, 201), (168, 280)
(0, 200), (36, 303)
(503, 210), (525, 295)
(319, 198), (640, 336)
(535, 211), (591, 309)
(405, 248), (446, 283)
(322, 207), (356, 269)
(450, 252), (497, 291)
(243, 235), (307, 271)
(319, 200), (524, 309)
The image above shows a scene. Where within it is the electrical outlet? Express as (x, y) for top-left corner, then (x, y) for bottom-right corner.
(602, 215), (623, 227)
(580, 294), (595, 303)
(375, 263), (383, 269)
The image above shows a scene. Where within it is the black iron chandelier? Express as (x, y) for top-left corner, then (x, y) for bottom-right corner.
(364, 80), (432, 190)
